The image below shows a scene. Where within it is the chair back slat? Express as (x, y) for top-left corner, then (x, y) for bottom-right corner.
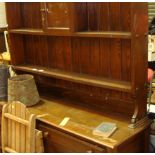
(1, 101), (36, 153)
(20, 103), (26, 153)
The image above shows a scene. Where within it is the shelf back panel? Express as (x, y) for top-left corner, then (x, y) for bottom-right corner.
(23, 35), (132, 82)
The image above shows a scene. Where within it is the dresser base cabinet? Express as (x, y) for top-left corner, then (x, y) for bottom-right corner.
(37, 120), (150, 153)
(116, 128), (150, 153)
(37, 121), (106, 153)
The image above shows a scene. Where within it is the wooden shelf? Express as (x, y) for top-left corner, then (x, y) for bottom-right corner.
(9, 29), (131, 39)
(74, 31), (131, 39)
(13, 65), (131, 92)
(9, 29), (44, 35)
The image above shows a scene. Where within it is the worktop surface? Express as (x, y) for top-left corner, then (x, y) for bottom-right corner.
(25, 95), (151, 149)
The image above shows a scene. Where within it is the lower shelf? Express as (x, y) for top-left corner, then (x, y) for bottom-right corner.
(9, 29), (131, 39)
(13, 65), (131, 92)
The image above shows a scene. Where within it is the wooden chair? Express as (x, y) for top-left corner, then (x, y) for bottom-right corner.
(1, 101), (44, 153)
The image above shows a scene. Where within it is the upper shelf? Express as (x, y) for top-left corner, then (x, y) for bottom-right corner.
(13, 65), (131, 92)
(74, 31), (131, 39)
(9, 29), (132, 39)
(9, 29), (44, 35)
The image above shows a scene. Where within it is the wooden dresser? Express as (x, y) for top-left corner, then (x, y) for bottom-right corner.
(5, 2), (151, 152)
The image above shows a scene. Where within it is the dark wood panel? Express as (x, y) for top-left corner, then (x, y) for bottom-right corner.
(79, 38), (90, 74)
(21, 3), (42, 29)
(121, 39), (131, 81)
(72, 38), (81, 73)
(5, 3), (22, 29)
(9, 34), (25, 65)
(53, 37), (72, 88)
(121, 92), (132, 101)
(72, 3), (88, 31)
(120, 3), (131, 31)
(98, 3), (110, 31)
(99, 39), (111, 102)
(87, 3), (99, 31)
(86, 3), (131, 32)
(27, 36), (49, 67)
(24, 36), (35, 65)
(110, 38), (122, 99)
(61, 37), (72, 71)
(47, 37), (71, 70)
(48, 37), (64, 69)
(31, 3), (42, 28)
(100, 38), (110, 78)
(110, 39), (122, 80)
(21, 3), (31, 28)
(77, 38), (97, 102)
(88, 38), (100, 75)
(71, 38), (82, 92)
(33, 36), (41, 65)
(109, 3), (121, 31)
(38, 36), (49, 67)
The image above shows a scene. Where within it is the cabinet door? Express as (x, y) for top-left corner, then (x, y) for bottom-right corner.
(41, 2), (73, 34)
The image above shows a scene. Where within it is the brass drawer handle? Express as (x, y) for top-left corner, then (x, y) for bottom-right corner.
(43, 131), (49, 138)
(86, 150), (93, 153)
(46, 8), (52, 14)
(40, 8), (46, 12)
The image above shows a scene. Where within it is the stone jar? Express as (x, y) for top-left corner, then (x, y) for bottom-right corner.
(0, 64), (10, 101)
(8, 74), (40, 106)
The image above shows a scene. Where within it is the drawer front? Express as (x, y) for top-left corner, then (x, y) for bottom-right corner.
(37, 122), (106, 153)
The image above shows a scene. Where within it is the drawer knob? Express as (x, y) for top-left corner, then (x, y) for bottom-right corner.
(40, 8), (46, 12)
(86, 150), (93, 153)
(43, 131), (49, 138)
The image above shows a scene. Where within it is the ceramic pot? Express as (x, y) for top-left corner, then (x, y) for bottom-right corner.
(8, 74), (40, 106)
(0, 64), (10, 101)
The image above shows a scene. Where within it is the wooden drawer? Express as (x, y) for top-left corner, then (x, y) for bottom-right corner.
(37, 122), (106, 153)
